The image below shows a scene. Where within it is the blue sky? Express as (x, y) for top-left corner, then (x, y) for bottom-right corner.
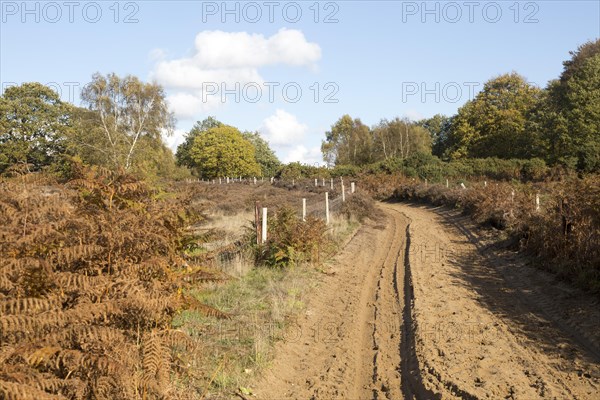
(1, 1), (599, 164)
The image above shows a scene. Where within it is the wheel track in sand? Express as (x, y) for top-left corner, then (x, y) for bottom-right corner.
(254, 202), (600, 400)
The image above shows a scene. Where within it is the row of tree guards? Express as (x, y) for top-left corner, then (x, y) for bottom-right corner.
(185, 176), (356, 191)
(187, 176), (540, 210)
(421, 178), (541, 212)
(185, 176), (543, 236)
(248, 179), (357, 245)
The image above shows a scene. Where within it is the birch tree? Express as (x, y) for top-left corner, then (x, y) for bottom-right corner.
(81, 73), (174, 171)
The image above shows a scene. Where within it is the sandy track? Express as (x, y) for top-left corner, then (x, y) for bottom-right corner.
(254, 202), (600, 399)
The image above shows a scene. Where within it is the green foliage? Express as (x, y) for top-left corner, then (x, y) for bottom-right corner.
(321, 115), (433, 169)
(131, 136), (192, 182)
(416, 114), (452, 157)
(372, 118), (432, 161)
(189, 125), (261, 179)
(177, 119), (279, 178)
(276, 162), (329, 180)
(277, 162), (303, 180)
(242, 131), (281, 176)
(555, 41), (600, 172)
(520, 158), (548, 181)
(330, 164), (361, 177)
(80, 72), (175, 171)
(254, 207), (328, 268)
(358, 155), (548, 182)
(176, 117), (223, 169)
(321, 41), (600, 173)
(322, 115), (373, 166)
(523, 39), (600, 172)
(67, 105), (189, 182)
(0, 83), (73, 174)
(445, 73), (543, 160)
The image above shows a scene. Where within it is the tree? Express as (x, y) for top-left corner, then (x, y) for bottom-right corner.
(545, 39), (600, 171)
(66, 106), (112, 167)
(416, 114), (452, 158)
(81, 73), (174, 171)
(372, 118), (432, 161)
(525, 81), (567, 165)
(242, 131), (281, 177)
(445, 73), (543, 159)
(0, 83), (73, 173)
(189, 125), (261, 179)
(176, 116), (223, 169)
(321, 115), (373, 166)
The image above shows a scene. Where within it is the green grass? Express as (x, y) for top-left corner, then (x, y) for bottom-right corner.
(172, 266), (316, 398)
(171, 214), (361, 398)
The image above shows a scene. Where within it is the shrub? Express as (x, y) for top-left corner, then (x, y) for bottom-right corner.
(330, 164), (361, 178)
(520, 158), (548, 181)
(340, 192), (379, 222)
(276, 162), (330, 180)
(252, 207), (331, 268)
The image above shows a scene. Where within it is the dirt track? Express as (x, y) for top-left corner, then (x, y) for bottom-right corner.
(254, 202), (600, 399)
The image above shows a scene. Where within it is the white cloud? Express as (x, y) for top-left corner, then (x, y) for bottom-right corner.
(283, 145), (323, 165)
(259, 109), (307, 147)
(150, 29), (321, 119)
(191, 29), (321, 69)
(165, 91), (226, 119)
(154, 62), (263, 91)
(165, 93), (206, 119)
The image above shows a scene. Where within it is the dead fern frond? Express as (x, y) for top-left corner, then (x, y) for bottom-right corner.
(0, 380), (67, 400)
(54, 272), (106, 292)
(141, 332), (170, 397)
(0, 298), (60, 316)
(55, 244), (105, 265)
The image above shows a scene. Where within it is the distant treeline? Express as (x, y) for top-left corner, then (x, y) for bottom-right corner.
(1, 39), (598, 181)
(321, 39), (600, 174)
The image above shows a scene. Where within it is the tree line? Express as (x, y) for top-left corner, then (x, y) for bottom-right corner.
(0, 75), (281, 181)
(1, 39), (598, 180)
(322, 39), (600, 173)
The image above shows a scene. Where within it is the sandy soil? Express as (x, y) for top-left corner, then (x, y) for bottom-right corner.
(253, 202), (600, 399)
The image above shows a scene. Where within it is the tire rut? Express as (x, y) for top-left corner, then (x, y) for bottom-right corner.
(255, 202), (600, 400)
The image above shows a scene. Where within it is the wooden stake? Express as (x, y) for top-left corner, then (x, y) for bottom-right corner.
(325, 192), (330, 225)
(302, 198), (306, 222)
(261, 208), (267, 244)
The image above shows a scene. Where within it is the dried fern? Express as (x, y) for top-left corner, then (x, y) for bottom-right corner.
(0, 168), (230, 399)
